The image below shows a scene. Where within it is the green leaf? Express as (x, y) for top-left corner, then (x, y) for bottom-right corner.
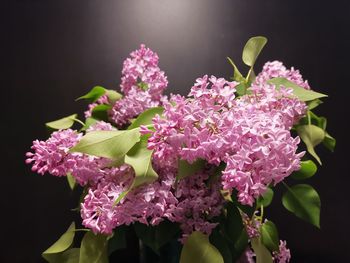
(125, 136), (158, 189)
(180, 231), (224, 263)
(251, 238), (273, 263)
(108, 226), (127, 255)
(291, 160), (317, 180)
(307, 99), (323, 110)
(91, 104), (112, 121)
(308, 111), (327, 130)
(66, 173), (76, 190)
(282, 184), (321, 228)
(77, 86), (122, 104)
(70, 129), (140, 159)
(128, 107), (164, 130)
(177, 159), (206, 180)
(222, 202), (244, 243)
(233, 230), (248, 260)
(46, 114), (78, 130)
(297, 124), (325, 165)
(257, 188), (274, 207)
(79, 232), (108, 263)
(268, 77), (328, 101)
(209, 229), (233, 263)
(81, 117), (98, 131)
(260, 221), (279, 252)
(242, 36), (267, 67)
(211, 204), (247, 262)
(134, 221), (180, 255)
(234, 82), (248, 96)
(323, 132), (336, 152)
(43, 248), (80, 263)
(105, 89), (122, 104)
(42, 222), (75, 260)
(227, 57), (245, 82)
(137, 81), (149, 91)
(77, 86), (106, 102)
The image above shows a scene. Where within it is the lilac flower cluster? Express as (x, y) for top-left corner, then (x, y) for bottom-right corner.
(80, 155), (223, 239)
(110, 44), (168, 126)
(84, 45), (168, 127)
(146, 69), (306, 206)
(26, 122), (116, 186)
(273, 240), (291, 263)
(26, 43), (314, 261)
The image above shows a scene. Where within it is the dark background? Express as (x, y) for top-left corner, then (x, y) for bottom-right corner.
(4, 0), (350, 262)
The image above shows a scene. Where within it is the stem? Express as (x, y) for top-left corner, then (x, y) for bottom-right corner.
(246, 67), (253, 82)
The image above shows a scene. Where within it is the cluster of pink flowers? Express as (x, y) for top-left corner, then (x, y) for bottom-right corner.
(25, 122), (116, 186)
(145, 68), (306, 206)
(273, 240), (291, 263)
(110, 44), (168, 126)
(26, 44), (314, 262)
(84, 44), (168, 127)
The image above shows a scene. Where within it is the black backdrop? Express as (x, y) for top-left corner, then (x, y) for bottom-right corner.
(4, 0), (350, 262)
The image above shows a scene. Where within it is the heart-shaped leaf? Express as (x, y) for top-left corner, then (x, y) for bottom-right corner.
(268, 77), (328, 101)
(77, 86), (106, 102)
(125, 136), (158, 189)
(180, 231), (224, 263)
(251, 238), (273, 263)
(323, 132), (336, 152)
(257, 188), (274, 207)
(260, 221), (279, 252)
(105, 89), (122, 104)
(91, 104), (112, 121)
(70, 129), (140, 159)
(282, 184), (321, 228)
(128, 107), (164, 130)
(42, 222), (76, 261)
(297, 124), (325, 164)
(43, 248), (80, 263)
(79, 232), (108, 263)
(46, 114), (78, 130)
(291, 160), (317, 180)
(227, 57), (245, 82)
(242, 36), (267, 67)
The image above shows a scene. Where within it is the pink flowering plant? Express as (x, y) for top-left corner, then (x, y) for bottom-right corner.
(26, 37), (335, 263)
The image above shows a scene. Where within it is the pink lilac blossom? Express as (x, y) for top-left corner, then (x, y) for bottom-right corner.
(237, 247), (255, 263)
(110, 44), (168, 127)
(254, 61), (310, 90)
(26, 124), (116, 186)
(250, 61), (309, 129)
(273, 240), (291, 263)
(86, 120), (116, 132)
(168, 169), (224, 242)
(110, 88), (166, 127)
(80, 161), (177, 234)
(80, 156), (223, 240)
(242, 213), (261, 239)
(26, 129), (82, 176)
(120, 44), (168, 99)
(146, 74), (305, 206)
